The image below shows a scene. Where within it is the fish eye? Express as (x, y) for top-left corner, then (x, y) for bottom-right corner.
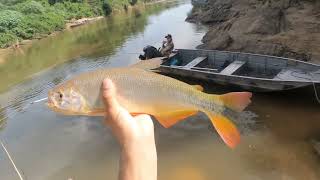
(59, 93), (63, 99)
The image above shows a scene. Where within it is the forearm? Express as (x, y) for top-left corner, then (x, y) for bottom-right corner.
(119, 138), (157, 180)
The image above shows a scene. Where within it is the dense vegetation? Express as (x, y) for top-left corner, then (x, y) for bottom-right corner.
(0, 0), (154, 48)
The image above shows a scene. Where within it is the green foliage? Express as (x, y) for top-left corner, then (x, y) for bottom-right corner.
(17, 12), (65, 37)
(0, 33), (17, 48)
(0, 0), (27, 6)
(52, 1), (95, 19)
(0, 0), (141, 48)
(13, 1), (45, 14)
(0, 10), (23, 30)
(130, 0), (138, 6)
(0, 3), (6, 9)
(102, 1), (112, 16)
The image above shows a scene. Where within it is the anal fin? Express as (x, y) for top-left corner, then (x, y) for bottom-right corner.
(205, 112), (240, 148)
(154, 110), (198, 128)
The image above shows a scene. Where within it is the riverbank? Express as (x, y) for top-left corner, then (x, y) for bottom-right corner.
(0, 0), (167, 63)
(0, 1), (179, 93)
(0, 15), (103, 64)
(66, 16), (104, 29)
(187, 0), (320, 63)
(0, 0), (163, 49)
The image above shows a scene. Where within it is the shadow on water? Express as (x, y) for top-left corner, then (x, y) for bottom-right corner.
(251, 88), (320, 139)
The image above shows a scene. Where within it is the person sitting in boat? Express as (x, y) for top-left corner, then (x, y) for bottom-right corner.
(139, 34), (174, 60)
(159, 34), (174, 57)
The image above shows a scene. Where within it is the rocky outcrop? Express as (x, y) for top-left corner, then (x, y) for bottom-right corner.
(187, 0), (320, 63)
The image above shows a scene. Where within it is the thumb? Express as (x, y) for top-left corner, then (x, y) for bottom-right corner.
(102, 78), (121, 120)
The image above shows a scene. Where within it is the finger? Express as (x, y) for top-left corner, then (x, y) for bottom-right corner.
(134, 114), (154, 129)
(102, 78), (121, 120)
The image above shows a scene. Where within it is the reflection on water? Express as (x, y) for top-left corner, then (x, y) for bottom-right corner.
(0, 1), (320, 180)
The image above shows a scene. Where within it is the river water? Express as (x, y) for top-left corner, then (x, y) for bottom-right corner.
(1, 1), (320, 180)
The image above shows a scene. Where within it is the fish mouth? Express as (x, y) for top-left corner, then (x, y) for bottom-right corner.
(46, 100), (57, 111)
(46, 102), (54, 108)
(47, 91), (57, 110)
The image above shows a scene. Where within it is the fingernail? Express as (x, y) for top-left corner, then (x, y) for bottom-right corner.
(103, 79), (113, 90)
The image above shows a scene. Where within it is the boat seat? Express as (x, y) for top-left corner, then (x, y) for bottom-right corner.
(184, 57), (207, 69)
(191, 67), (219, 72)
(273, 69), (313, 81)
(220, 60), (246, 75)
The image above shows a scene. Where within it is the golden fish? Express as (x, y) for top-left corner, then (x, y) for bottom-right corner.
(47, 67), (252, 148)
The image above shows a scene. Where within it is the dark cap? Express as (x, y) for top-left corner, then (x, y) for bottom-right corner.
(165, 34), (172, 39)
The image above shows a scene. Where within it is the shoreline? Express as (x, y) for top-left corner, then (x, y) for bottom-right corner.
(0, 0), (172, 63)
(65, 16), (104, 29)
(0, 16), (104, 64)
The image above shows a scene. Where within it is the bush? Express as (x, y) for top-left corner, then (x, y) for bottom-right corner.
(129, 0), (138, 6)
(102, 1), (112, 16)
(0, 33), (17, 48)
(0, 10), (23, 30)
(13, 1), (45, 14)
(48, 0), (56, 5)
(0, 3), (6, 9)
(0, 0), (27, 6)
(58, 1), (94, 19)
(18, 12), (65, 35)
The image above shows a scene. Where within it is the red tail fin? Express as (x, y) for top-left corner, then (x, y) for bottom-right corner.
(220, 92), (252, 112)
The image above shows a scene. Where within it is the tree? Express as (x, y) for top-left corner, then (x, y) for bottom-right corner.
(130, 0), (138, 6)
(102, 1), (112, 16)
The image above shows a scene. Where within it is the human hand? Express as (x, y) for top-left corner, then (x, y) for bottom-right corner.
(102, 79), (157, 180)
(102, 78), (155, 148)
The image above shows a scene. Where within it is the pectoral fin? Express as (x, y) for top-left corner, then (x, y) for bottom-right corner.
(192, 85), (204, 91)
(154, 110), (198, 128)
(205, 112), (240, 148)
(86, 109), (105, 116)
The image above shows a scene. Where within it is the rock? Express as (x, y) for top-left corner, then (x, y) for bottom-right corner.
(201, 33), (233, 50)
(200, 4), (232, 24)
(186, 0), (233, 24)
(189, 0), (320, 63)
(246, 7), (288, 35)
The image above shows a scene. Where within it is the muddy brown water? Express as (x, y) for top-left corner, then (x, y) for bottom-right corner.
(0, 1), (320, 180)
